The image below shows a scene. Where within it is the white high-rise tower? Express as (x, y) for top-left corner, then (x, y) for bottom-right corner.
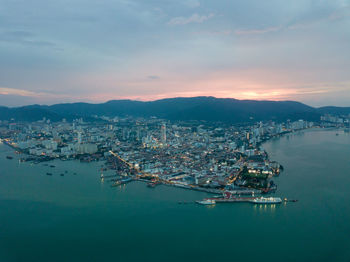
(77, 132), (82, 144)
(161, 124), (166, 144)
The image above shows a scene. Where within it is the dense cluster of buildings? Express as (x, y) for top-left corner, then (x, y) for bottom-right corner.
(0, 115), (319, 192)
(320, 114), (350, 127)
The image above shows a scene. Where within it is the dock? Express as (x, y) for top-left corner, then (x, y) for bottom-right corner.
(208, 197), (256, 203)
(100, 174), (119, 179)
(111, 177), (134, 187)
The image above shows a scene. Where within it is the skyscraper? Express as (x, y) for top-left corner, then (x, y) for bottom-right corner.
(77, 132), (82, 144)
(161, 124), (166, 144)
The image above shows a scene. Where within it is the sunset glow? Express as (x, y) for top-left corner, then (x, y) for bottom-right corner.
(0, 0), (349, 107)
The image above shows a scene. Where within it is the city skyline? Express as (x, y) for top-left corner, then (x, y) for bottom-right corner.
(1, 1), (350, 260)
(0, 0), (350, 107)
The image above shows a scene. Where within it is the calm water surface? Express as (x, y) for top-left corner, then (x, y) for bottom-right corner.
(0, 129), (350, 262)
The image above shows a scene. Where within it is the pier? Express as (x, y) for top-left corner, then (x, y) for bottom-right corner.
(209, 197), (256, 203)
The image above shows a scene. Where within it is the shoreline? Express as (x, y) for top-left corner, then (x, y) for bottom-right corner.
(3, 125), (343, 200)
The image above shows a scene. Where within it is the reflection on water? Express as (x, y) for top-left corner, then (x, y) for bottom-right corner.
(252, 203), (277, 214)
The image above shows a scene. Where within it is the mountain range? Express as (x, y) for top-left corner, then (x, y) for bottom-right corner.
(0, 96), (349, 123)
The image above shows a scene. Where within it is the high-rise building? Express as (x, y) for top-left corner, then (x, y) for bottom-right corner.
(161, 124), (166, 144)
(77, 132), (82, 144)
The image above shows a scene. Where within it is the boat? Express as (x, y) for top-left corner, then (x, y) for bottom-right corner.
(251, 197), (282, 204)
(147, 181), (160, 188)
(196, 199), (216, 205)
(214, 197), (256, 203)
(46, 173), (53, 176)
(283, 198), (298, 202)
(147, 183), (156, 188)
(6, 156), (13, 160)
(120, 177), (133, 184)
(223, 189), (259, 198)
(112, 177), (133, 187)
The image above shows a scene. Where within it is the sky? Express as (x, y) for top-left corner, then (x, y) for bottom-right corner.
(0, 0), (349, 107)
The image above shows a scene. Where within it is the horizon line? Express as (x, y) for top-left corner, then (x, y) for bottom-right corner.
(1, 95), (347, 109)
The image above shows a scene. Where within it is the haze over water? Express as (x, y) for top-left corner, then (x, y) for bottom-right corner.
(0, 129), (350, 262)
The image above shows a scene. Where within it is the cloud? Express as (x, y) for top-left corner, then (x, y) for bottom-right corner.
(0, 0), (349, 107)
(235, 26), (282, 35)
(147, 75), (160, 80)
(192, 30), (232, 36)
(0, 30), (57, 49)
(327, 6), (350, 20)
(286, 4), (350, 30)
(235, 4), (350, 36)
(0, 87), (42, 97)
(0, 87), (67, 99)
(168, 13), (214, 26)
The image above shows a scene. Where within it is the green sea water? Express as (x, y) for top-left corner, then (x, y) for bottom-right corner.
(1, 129), (350, 262)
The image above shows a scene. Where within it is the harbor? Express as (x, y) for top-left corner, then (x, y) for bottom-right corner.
(3, 134), (297, 206)
(0, 129), (349, 262)
(0, 116), (317, 206)
(107, 174), (296, 206)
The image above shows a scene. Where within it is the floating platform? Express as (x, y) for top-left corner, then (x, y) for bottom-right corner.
(209, 197), (256, 203)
